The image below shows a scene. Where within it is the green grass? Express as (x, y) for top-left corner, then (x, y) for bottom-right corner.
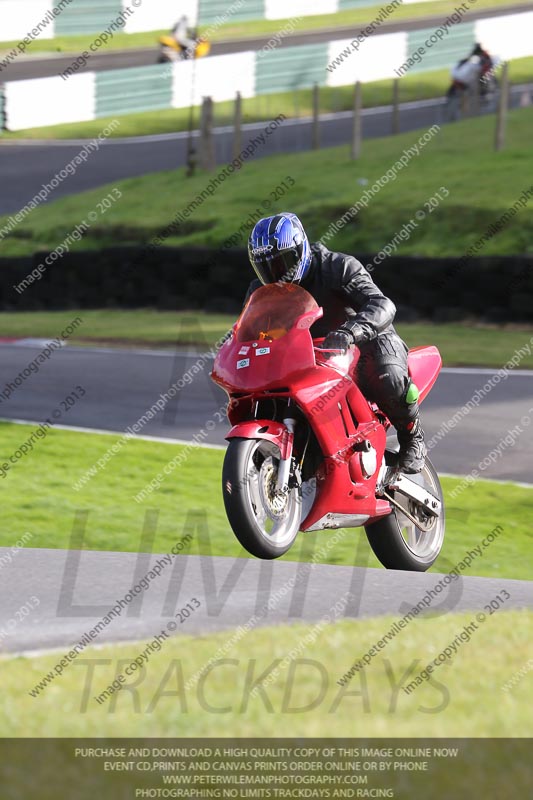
(3, 56), (532, 140)
(0, 0), (524, 54)
(0, 310), (533, 368)
(394, 322), (533, 369)
(1, 423), (531, 580)
(0, 309), (235, 348)
(3, 610), (532, 739)
(2, 106), (533, 260)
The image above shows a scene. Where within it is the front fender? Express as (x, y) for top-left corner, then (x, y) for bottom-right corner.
(226, 420), (292, 459)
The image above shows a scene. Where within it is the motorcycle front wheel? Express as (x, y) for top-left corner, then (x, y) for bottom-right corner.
(364, 456), (445, 571)
(222, 438), (302, 559)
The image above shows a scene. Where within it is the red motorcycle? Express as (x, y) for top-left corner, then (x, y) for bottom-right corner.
(211, 283), (445, 570)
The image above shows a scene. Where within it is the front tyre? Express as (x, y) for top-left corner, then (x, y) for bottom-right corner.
(222, 438), (302, 559)
(365, 456), (445, 571)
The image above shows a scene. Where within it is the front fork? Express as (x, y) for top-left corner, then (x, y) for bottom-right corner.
(276, 417), (297, 492)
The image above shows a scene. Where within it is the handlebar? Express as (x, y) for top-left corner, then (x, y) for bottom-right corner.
(314, 342), (358, 376)
(314, 346), (348, 354)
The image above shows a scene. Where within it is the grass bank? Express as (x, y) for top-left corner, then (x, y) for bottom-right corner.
(1, 107), (533, 259)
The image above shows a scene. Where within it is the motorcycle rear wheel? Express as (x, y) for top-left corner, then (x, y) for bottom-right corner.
(222, 438), (302, 559)
(364, 456), (445, 571)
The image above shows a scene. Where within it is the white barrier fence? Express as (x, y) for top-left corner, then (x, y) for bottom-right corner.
(2, 9), (532, 131)
(0, 0), (445, 41)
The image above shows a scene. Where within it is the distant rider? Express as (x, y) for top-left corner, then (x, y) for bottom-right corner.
(448, 43), (494, 99)
(472, 43), (493, 80)
(245, 213), (427, 474)
(171, 15), (197, 58)
(472, 42), (494, 95)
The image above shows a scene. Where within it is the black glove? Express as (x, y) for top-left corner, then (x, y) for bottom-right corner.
(322, 328), (354, 352)
(322, 323), (365, 353)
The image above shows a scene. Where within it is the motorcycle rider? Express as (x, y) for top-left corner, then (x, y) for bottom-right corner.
(171, 15), (197, 58)
(246, 212), (427, 474)
(447, 55), (479, 98)
(472, 42), (494, 96)
(472, 43), (493, 78)
(448, 43), (494, 100)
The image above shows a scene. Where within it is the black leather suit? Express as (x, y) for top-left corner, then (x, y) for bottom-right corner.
(245, 242), (418, 431)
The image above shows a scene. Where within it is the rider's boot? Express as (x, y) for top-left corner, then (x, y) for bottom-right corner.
(397, 412), (427, 474)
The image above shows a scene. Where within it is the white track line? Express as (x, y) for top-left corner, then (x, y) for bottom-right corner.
(1, 635), (184, 662)
(0, 105), (432, 147)
(439, 473), (533, 490)
(0, 417), (226, 450)
(441, 367), (533, 377)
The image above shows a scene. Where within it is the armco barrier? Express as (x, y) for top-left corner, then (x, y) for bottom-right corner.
(405, 20), (475, 74)
(95, 64), (173, 117)
(1, 248), (532, 322)
(255, 43), (330, 94)
(0, 0), (527, 44)
(3, 9), (533, 131)
(0, 0), (432, 41)
(54, 0), (122, 37)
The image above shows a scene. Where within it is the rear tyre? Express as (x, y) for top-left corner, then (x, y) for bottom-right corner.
(365, 456), (445, 571)
(222, 438), (302, 559)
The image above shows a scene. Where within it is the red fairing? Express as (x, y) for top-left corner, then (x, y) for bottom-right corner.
(212, 284), (322, 395)
(226, 420), (293, 460)
(211, 283), (442, 534)
(408, 346), (442, 403)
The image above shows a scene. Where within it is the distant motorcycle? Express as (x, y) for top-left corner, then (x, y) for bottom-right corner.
(211, 283), (445, 570)
(445, 55), (500, 120)
(157, 35), (210, 63)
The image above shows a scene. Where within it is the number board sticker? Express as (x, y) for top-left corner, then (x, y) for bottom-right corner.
(238, 346), (250, 355)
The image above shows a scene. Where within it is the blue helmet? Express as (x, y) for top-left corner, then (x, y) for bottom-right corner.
(248, 213), (312, 285)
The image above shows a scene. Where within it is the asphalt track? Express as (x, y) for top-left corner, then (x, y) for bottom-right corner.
(0, 343), (532, 482)
(1, 83), (532, 217)
(1, 549), (532, 654)
(1, 3), (530, 82)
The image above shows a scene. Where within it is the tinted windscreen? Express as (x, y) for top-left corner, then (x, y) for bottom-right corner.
(236, 283), (319, 342)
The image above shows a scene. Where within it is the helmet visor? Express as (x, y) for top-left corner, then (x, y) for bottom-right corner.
(251, 248), (299, 284)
